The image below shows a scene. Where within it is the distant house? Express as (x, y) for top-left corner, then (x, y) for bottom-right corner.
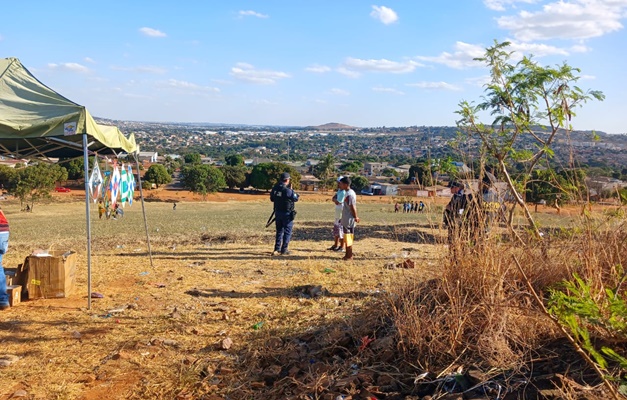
(0, 157), (28, 168)
(137, 151), (158, 163)
(300, 175), (320, 191)
(201, 157), (213, 165)
(379, 183), (399, 196)
(363, 162), (388, 176)
(396, 184), (422, 197)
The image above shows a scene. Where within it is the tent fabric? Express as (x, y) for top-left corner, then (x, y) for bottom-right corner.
(0, 57), (137, 158)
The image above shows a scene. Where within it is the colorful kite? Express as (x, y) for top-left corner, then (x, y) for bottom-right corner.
(127, 165), (135, 206)
(110, 163), (121, 206)
(120, 164), (128, 206)
(88, 159), (103, 203)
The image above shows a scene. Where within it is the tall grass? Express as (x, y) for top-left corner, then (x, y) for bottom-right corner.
(389, 208), (626, 396)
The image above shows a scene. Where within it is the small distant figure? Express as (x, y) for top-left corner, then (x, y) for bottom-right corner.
(25, 204), (30, 212)
(98, 200), (105, 219)
(173, 202), (177, 211)
(394, 202), (400, 213)
(113, 203), (124, 219)
(418, 201), (425, 212)
(412, 201), (418, 213)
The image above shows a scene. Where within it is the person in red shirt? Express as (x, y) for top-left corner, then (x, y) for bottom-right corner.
(0, 207), (10, 310)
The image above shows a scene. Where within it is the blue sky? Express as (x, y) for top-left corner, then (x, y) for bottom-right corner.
(1, 1), (626, 133)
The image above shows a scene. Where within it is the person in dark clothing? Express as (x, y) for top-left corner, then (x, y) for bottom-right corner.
(270, 172), (299, 256)
(443, 182), (480, 249)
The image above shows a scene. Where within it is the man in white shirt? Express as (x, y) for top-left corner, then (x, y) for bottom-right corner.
(338, 176), (360, 261)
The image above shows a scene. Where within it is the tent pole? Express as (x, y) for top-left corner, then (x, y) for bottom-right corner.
(82, 134), (92, 310)
(134, 155), (154, 268)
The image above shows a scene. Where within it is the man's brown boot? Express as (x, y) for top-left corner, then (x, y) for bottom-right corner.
(342, 246), (353, 261)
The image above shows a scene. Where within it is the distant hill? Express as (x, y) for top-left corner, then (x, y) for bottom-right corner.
(309, 122), (358, 131)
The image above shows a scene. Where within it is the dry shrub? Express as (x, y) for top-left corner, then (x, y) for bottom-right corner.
(390, 214), (627, 376)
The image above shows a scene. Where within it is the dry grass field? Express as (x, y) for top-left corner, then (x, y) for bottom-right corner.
(0, 192), (618, 399)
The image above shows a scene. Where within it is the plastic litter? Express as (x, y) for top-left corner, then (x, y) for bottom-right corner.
(252, 321), (264, 330)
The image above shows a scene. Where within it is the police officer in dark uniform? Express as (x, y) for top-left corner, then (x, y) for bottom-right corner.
(270, 172), (299, 256)
(444, 181), (480, 253)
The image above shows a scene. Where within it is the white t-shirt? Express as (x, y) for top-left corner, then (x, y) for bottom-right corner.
(341, 189), (357, 227)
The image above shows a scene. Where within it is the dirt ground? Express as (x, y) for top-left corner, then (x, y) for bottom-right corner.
(1, 188), (620, 399)
(1, 189), (448, 400)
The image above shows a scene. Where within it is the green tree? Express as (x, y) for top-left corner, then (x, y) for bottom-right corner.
(407, 163), (430, 186)
(456, 41), (604, 239)
(381, 168), (398, 177)
(10, 163), (68, 211)
(250, 163), (301, 191)
(163, 155), (182, 175)
(339, 161), (363, 173)
(183, 153), (202, 165)
(221, 165), (247, 189)
(180, 164), (226, 194)
(144, 164), (172, 188)
(350, 175), (370, 192)
(58, 158), (85, 181)
(225, 154), (244, 166)
(0, 165), (17, 190)
(313, 154), (336, 191)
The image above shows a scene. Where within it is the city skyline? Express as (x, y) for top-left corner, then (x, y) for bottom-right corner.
(1, 1), (626, 133)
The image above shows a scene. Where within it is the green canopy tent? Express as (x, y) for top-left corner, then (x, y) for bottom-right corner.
(0, 57), (152, 308)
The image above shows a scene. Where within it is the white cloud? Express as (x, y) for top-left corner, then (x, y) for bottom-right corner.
(330, 88), (350, 96)
(139, 27), (167, 38)
(484, 0), (539, 11)
(465, 75), (492, 87)
(341, 57), (422, 74)
(372, 86), (405, 95)
(421, 39), (586, 70)
(239, 10), (269, 18)
(507, 41), (570, 56)
(370, 6), (398, 25)
(230, 63), (290, 84)
(570, 44), (592, 53)
(497, 0), (627, 41)
(162, 79), (220, 93)
(406, 81), (462, 91)
(47, 62), (90, 73)
(370, 5), (399, 25)
(305, 64), (332, 73)
(84, 57), (96, 64)
(416, 42), (485, 69)
(111, 65), (167, 74)
(580, 74), (596, 80)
